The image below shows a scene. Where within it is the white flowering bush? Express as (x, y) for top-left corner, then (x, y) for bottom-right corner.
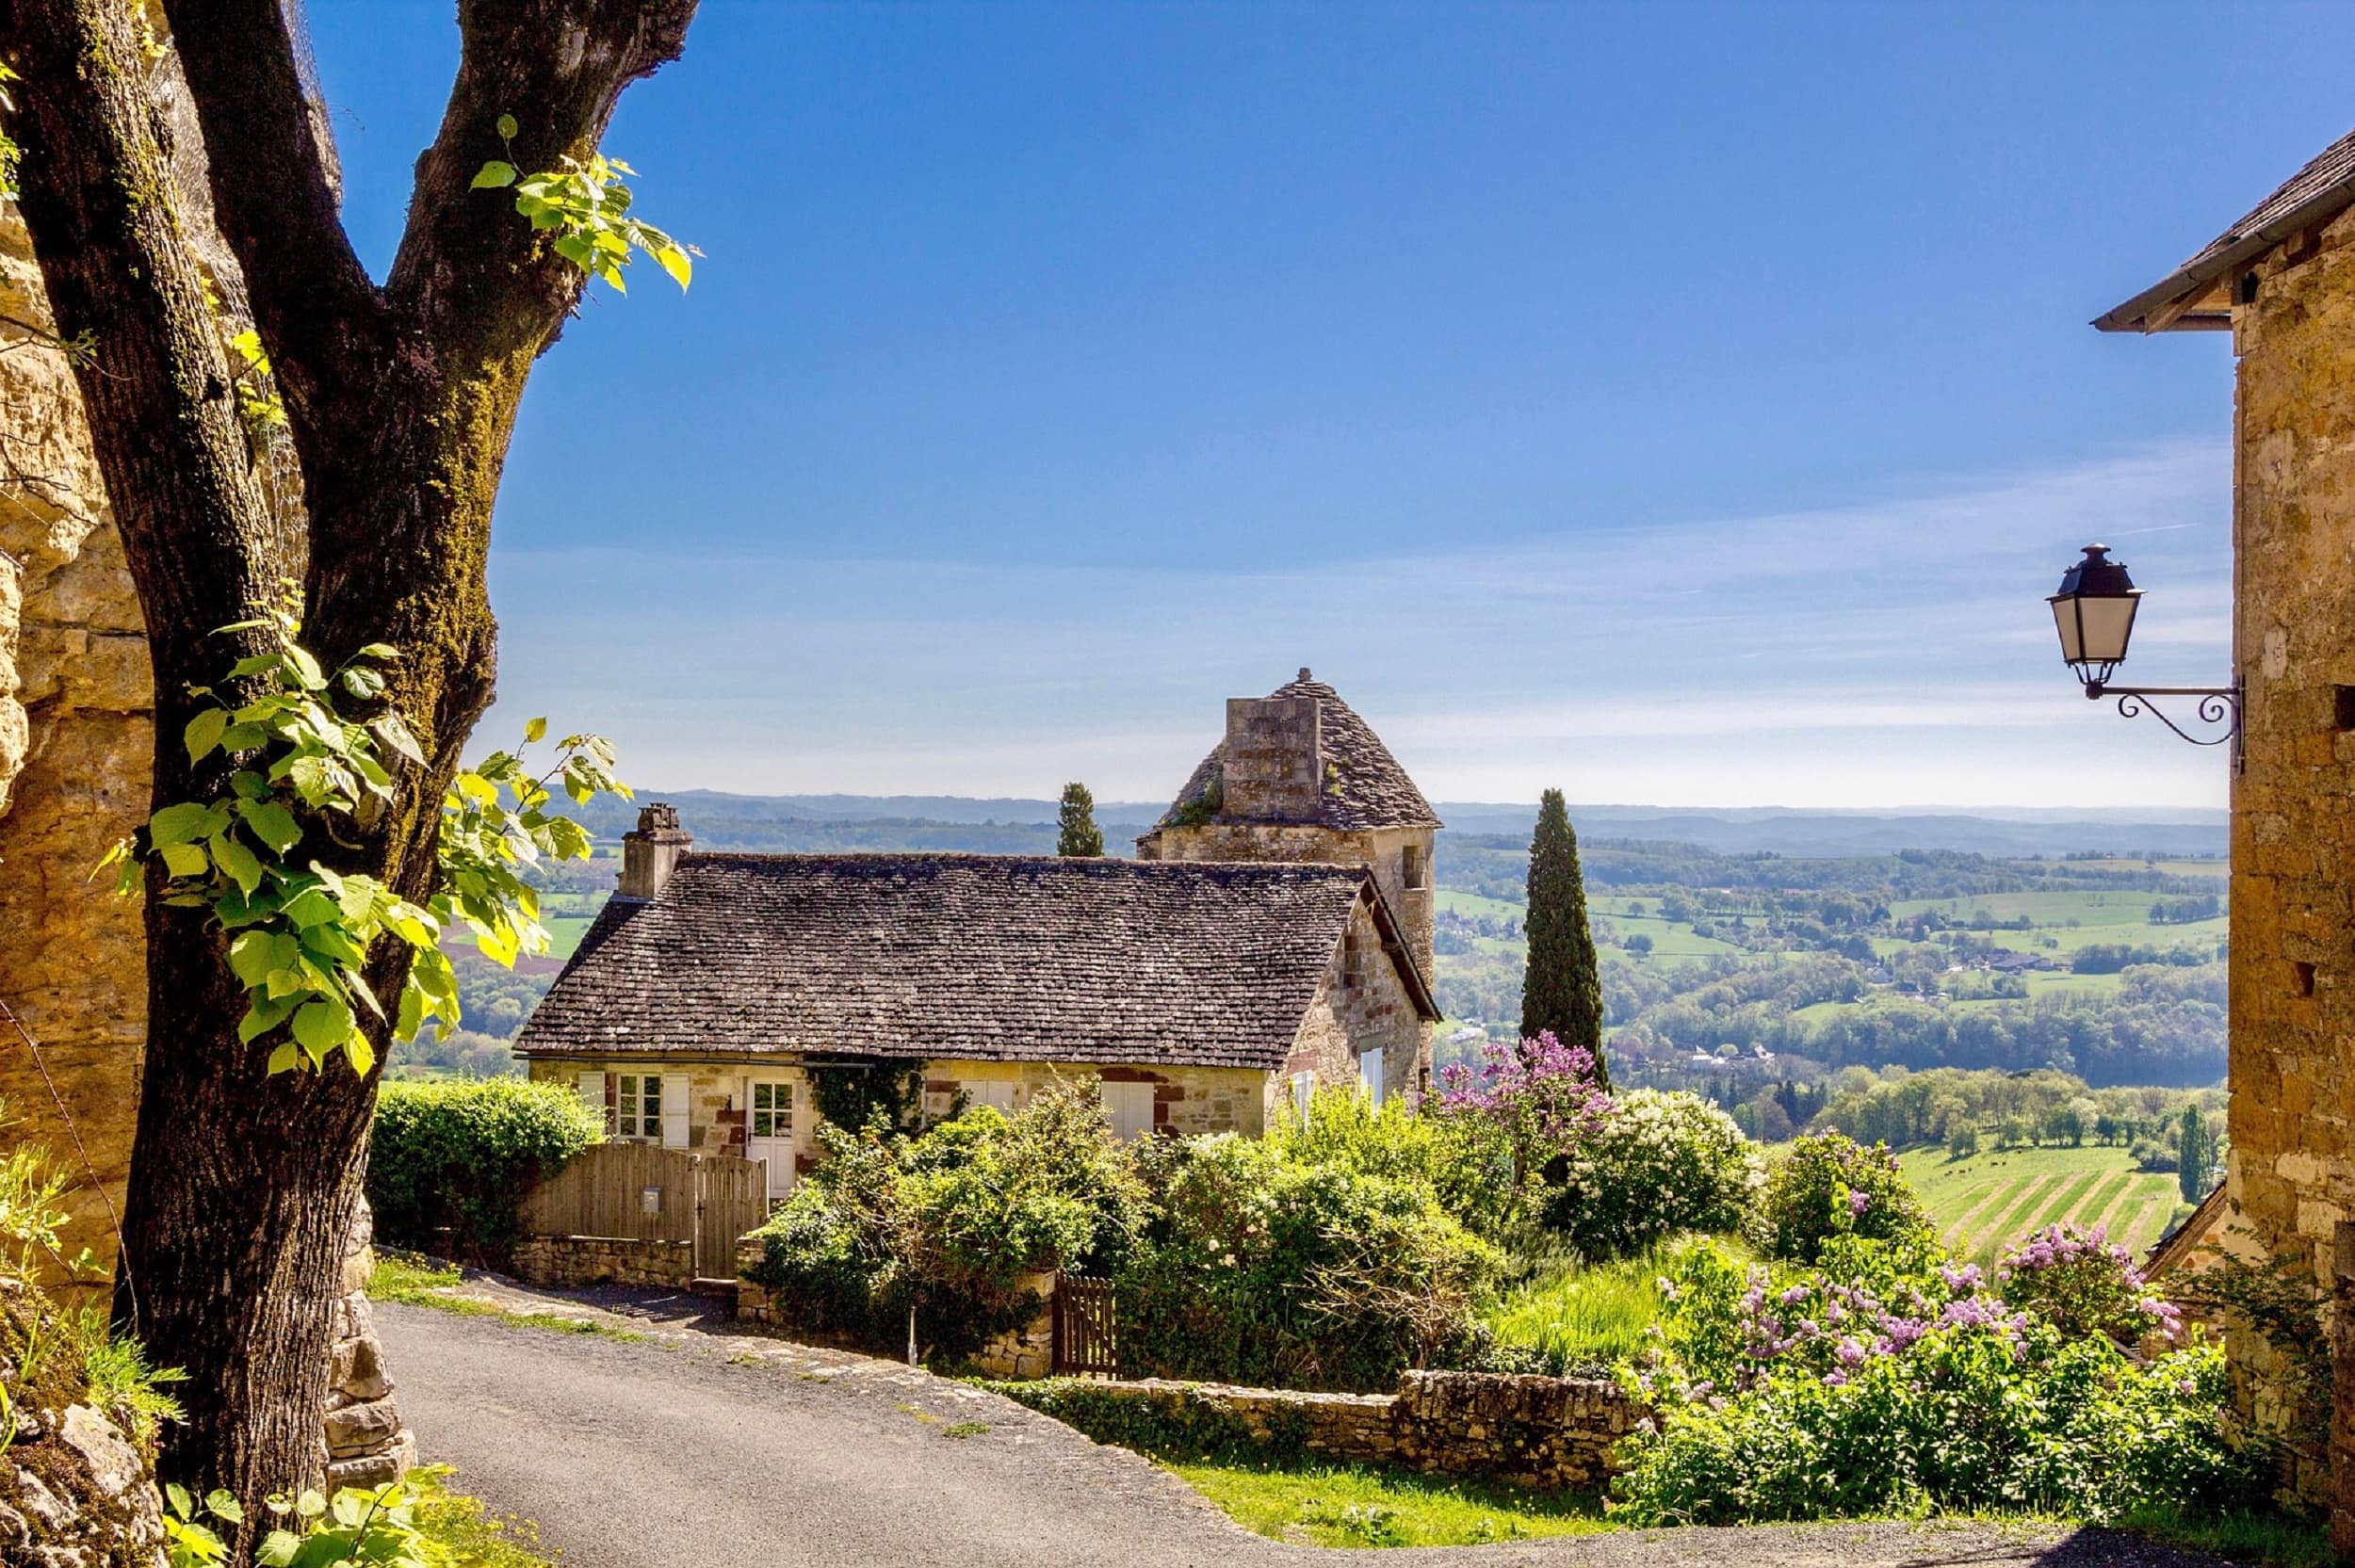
(1544, 1090), (1763, 1259)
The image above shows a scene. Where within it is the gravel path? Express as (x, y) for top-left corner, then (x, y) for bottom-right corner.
(378, 1291), (2229, 1568)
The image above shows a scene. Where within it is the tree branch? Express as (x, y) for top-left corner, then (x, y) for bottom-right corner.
(158, 0), (386, 464)
(385, 0), (697, 359)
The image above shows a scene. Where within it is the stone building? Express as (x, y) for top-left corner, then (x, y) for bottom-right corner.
(1138, 669), (1441, 1095)
(2099, 125), (2355, 1511)
(516, 818), (1438, 1196)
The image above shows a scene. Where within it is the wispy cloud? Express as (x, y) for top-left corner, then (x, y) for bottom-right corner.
(486, 440), (2233, 810)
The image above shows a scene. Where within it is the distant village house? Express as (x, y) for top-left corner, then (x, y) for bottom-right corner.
(515, 671), (1440, 1200)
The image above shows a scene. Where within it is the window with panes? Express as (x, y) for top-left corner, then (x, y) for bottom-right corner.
(616, 1074), (663, 1140)
(751, 1081), (793, 1139)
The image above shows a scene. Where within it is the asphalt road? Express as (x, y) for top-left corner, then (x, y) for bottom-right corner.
(379, 1301), (2229, 1568)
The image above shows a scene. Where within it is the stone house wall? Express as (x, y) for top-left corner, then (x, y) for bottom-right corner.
(1281, 897), (1428, 1108)
(2219, 199), (2355, 1501)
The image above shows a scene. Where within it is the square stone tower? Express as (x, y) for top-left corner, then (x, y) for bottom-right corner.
(1136, 670), (1441, 1081)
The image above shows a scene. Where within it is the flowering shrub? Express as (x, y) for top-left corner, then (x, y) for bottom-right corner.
(1435, 1032), (1611, 1177)
(1612, 1235), (2251, 1526)
(1545, 1091), (1762, 1260)
(1997, 1223), (2182, 1345)
(1752, 1133), (1934, 1264)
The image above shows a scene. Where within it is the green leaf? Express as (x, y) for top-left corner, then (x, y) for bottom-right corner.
(472, 160), (517, 189)
(370, 713), (424, 767)
(238, 994), (298, 1044)
(167, 1483), (192, 1518)
(150, 801), (218, 847)
(158, 841), (210, 879)
(524, 715), (548, 743)
(395, 978), (427, 1043)
(237, 799), (303, 855)
(205, 1491), (242, 1525)
(291, 996), (352, 1056)
(495, 112), (519, 140)
(185, 707), (231, 764)
(354, 642), (400, 661)
(212, 833), (264, 895)
(339, 665), (385, 699)
(227, 930), (284, 989)
(344, 1032), (376, 1076)
(284, 643), (326, 689)
(279, 887), (341, 930)
(655, 242), (693, 291)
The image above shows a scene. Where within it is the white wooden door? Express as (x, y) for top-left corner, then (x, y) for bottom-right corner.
(746, 1078), (799, 1202)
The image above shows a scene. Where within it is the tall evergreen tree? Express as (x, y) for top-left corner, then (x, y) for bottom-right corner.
(2178, 1106), (2209, 1202)
(1521, 787), (1608, 1087)
(1057, 781), (1105, 857)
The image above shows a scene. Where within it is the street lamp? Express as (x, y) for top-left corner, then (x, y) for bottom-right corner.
(2047, 542), (2241, 768)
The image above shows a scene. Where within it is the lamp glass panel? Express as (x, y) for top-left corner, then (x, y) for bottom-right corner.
(2051, 598), (2084, 663)
(2077, 596), (2138, 664)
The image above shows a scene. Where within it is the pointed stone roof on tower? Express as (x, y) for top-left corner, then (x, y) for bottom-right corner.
(1156, 668), (1441, 832)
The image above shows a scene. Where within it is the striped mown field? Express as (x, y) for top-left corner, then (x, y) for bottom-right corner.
(1895, 1144), (2192, 1267)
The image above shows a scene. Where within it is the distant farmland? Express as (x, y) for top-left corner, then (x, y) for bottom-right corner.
(1896, 1144), (2191, 1267)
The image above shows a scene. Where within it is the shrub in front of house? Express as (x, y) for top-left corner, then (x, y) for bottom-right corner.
(368, 1076), (603, 1257)
(745, 1078), (1145, 1361)
(1541, 1089), (1762, 1260)
(1610, 1233), (2250, 1527)
(1116, 1130), (1503, 1392)
(1749, 1132), (1934, 1265)
(1269, 1085), (1521, 1244)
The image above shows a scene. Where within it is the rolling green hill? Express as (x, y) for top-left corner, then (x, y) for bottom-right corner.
(1896, 1143), (2191, 1268)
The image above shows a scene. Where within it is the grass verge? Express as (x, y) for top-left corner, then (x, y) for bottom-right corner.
(2119, 1503), (2331, 1568)
(1169, 1459), (1610, 1548)
(409, 1464), (558, 1567)
(367, 1250), (645, 1342)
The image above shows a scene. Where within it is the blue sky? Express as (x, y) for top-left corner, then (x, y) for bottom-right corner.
(304, 2), (2348, 809)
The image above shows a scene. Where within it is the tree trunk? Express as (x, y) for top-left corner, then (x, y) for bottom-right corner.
(0, 0), (697, 1538)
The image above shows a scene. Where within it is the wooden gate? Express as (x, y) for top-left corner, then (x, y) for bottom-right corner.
(517, 1143), (768, 1278)
(1052, 1274), (1118, 1376)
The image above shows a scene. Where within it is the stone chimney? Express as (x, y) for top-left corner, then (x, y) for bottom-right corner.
(618, 802), (692, 898)
(1222, 693), (1322, 822)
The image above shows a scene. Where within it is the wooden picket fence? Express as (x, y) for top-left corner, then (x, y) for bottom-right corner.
(516, 1142), (767, 1279)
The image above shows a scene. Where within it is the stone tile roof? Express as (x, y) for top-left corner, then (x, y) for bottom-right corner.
(516, 852), (1430, 1068)
(1160, 675), (1441, 832)
(2097, 125), (2355, 332)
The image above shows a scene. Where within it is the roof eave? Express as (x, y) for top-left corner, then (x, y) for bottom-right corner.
(2094, 175), (2355, 333)
(1356, 874), (1442, 1023)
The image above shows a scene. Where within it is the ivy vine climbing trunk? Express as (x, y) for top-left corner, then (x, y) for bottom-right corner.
(0, 0), (698, 1542)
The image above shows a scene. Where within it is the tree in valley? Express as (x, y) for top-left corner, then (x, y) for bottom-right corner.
(2178, 1105), (2211, 1202)
(1520, 787), (1608, 1088)
(0, 0), (699, 1533)
(1057, 781), (1104, 857)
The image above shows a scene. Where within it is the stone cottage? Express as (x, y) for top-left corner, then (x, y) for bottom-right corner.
(2099, 124), (2355, 1515)
(1138, 668), (1442, 1092)
(516, 814), (1437, 1199)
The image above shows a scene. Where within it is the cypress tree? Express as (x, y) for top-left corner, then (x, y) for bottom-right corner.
(2178, 1106), (2208, 1202)
(1057, 781), (1105, 857)
(1521, 787), (1608, 1087)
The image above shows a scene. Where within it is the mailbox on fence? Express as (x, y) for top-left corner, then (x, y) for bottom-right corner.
(641, 1186), (662, 1216)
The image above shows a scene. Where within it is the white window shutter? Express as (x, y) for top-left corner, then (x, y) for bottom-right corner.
(575, 1071), (608, 1132)
(660, 1073), (691, 1148)
(1359, 1048), (1385, 1107)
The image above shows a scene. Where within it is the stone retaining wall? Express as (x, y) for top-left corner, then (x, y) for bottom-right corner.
(1009, 1370), (1639, 1491)
(512, 1235), (697, 1290)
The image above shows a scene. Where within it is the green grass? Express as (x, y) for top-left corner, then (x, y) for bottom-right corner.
(1167, 1460), (1610, 1548)
(1482, 1238), (1719, 1369)
(542, 914), (595, 959)
(409, 1465), (559, 1568)
(1896, 1145), (2187, 1266)
(366, 1251), (645, 1342)
(2120, 1504), (2329, 1568)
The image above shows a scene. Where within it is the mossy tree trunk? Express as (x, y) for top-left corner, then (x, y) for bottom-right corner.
(0, 0), (697, 1544)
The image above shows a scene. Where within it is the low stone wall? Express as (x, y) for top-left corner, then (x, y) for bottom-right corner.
(999, 1370), (1639, 1491)
(512, 1234), (696, 1290)
(968, 1270), (1056, 1379)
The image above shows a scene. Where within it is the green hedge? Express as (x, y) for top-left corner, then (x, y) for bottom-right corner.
(369, 1078), (602, 1258)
